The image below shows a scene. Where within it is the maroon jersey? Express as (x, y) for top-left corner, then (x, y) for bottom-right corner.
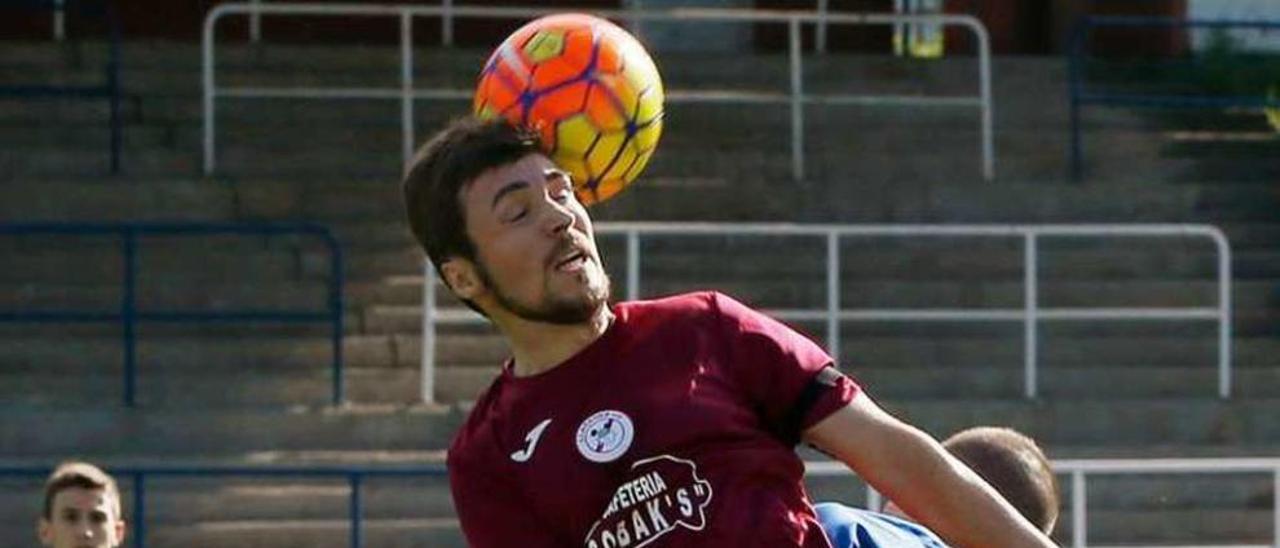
(448, 291), (861, 547)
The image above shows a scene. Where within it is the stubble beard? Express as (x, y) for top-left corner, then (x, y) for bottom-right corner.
(476, 257), (611, 325)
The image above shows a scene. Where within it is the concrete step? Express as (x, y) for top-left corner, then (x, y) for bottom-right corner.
(1, 247), (312, 283)
(1, 42), (1071, 117)
(0, 474), (455, 522)
(854, 365), (1280, 399)
(415, 330), (1280, 370)
(0, 404), (463, 457)
(0, 121), (1205, 188)
(0, 278), (418, 310)
(357, 276), (1276, 312)
(630, 245), (1275, 280)
(430, 362), (1280, 405)
(1, 174), (1264, 246)
(0, 144), (201, 179)
(10, 381), (1269, 453)
(0, 367), (426, 407)
(0, 333), (398, 373)
(6, 42), (1264, 185)
(0, 280), (330, 310)
(807, 467), (1274, 513)
(0, 178), (406, 225)
(0, 96), (1094, 173)
(881, 398), (1280, 448)
(424, 367), (1280, 441)
(0, 179), (233, 220)
(5, 334), (1275, 404)
(315, 217), (1280, 253)
(338, 243), (1264, 284)
(383, 305), (1279, 343)
(1058, 509), (1272, 545)
(1193, 184), (1280, 223)
(0, 174), (1257, 243)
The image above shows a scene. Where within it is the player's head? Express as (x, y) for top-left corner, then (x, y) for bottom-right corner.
(941, 427), (1058, 533)
(38, 461), (126, 548)
(883, 426), (1059, 534)
(403, 116), (610, 324)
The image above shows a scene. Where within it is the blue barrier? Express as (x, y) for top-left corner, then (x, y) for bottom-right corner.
(1067, 16), (1280, 179)
(0, 0), (123, 174)
(1, 463), (449, 548)
(0, 222), (346, 406)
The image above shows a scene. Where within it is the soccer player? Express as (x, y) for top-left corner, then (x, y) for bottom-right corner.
(816, 426), (1060, 547)
(402, 117), (1055, 547)
(38, 461), (126, 548)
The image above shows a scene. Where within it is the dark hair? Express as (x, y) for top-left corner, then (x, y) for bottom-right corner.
(42, 461), (121, 520)
(943, 427), (1059, 534)
(402, 116), (542, 278)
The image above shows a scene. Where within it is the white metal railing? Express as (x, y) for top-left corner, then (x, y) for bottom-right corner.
(53, 0), (65, 41)
(808, 457), (1280, 548)
(419, 223), (1232, 404)
(202, 3), (994, 182)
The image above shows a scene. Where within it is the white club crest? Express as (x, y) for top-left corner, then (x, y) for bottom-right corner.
(575, 410), (634, 463)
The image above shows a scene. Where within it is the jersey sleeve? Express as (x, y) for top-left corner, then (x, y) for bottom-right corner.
(448, 439), (566, 547)
(710, 292), (860, 441)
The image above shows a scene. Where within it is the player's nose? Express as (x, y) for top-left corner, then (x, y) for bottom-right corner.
(542, 197), (575, 236)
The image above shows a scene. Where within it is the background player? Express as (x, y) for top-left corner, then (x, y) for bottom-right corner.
(817, 426), (1060, 547)
(38, 461), (126, 548)
(403, 117), (1056, 547)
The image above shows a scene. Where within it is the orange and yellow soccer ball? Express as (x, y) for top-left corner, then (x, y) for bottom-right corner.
(474, 13), (664, 205)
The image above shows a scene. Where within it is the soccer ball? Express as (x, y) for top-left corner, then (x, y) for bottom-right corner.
(474, 13), (664, 205)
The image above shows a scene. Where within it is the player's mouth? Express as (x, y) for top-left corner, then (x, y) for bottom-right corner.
(554, 250), (589, 273)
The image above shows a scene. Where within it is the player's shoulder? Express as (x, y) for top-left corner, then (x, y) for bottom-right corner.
(446, 379), (508, 468)
(815, 503), (949, 548)
(617, 290), (748, 320)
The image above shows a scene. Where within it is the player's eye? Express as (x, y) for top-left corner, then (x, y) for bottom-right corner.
(504, 208), (528, 223)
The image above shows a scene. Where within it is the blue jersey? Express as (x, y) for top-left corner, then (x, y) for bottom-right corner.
(815, 503), (949, 548)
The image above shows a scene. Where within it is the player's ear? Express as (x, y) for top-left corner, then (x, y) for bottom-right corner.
(37, 519), (52, 546)
(440, 258), (483, 300)
(115, 518), (126, 544)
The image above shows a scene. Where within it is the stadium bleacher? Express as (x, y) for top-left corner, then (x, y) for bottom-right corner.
(2, 2), (1278, 546)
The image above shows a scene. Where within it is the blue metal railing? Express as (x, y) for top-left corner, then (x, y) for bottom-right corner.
(1068, 16), (1280, 179)
(1, 463), (448, 548)
(0, 222), (346, 406)
(0, 0), (123, 173)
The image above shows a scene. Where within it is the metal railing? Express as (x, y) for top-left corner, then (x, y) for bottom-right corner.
(202, 3), (994, 182)
(807, 457), (1280, 548)
(2, 0), (123, 173)
(0, 222), (346, 406)
(1068, 16), (1280, 179)
(5, 457), (1275, 547)
(0, 463), (448, 548)
(421, 223), (1232, 403)
(53, 0), (64, 40)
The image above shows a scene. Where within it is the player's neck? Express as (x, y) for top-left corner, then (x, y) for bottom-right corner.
(503, 306), (614, 377)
